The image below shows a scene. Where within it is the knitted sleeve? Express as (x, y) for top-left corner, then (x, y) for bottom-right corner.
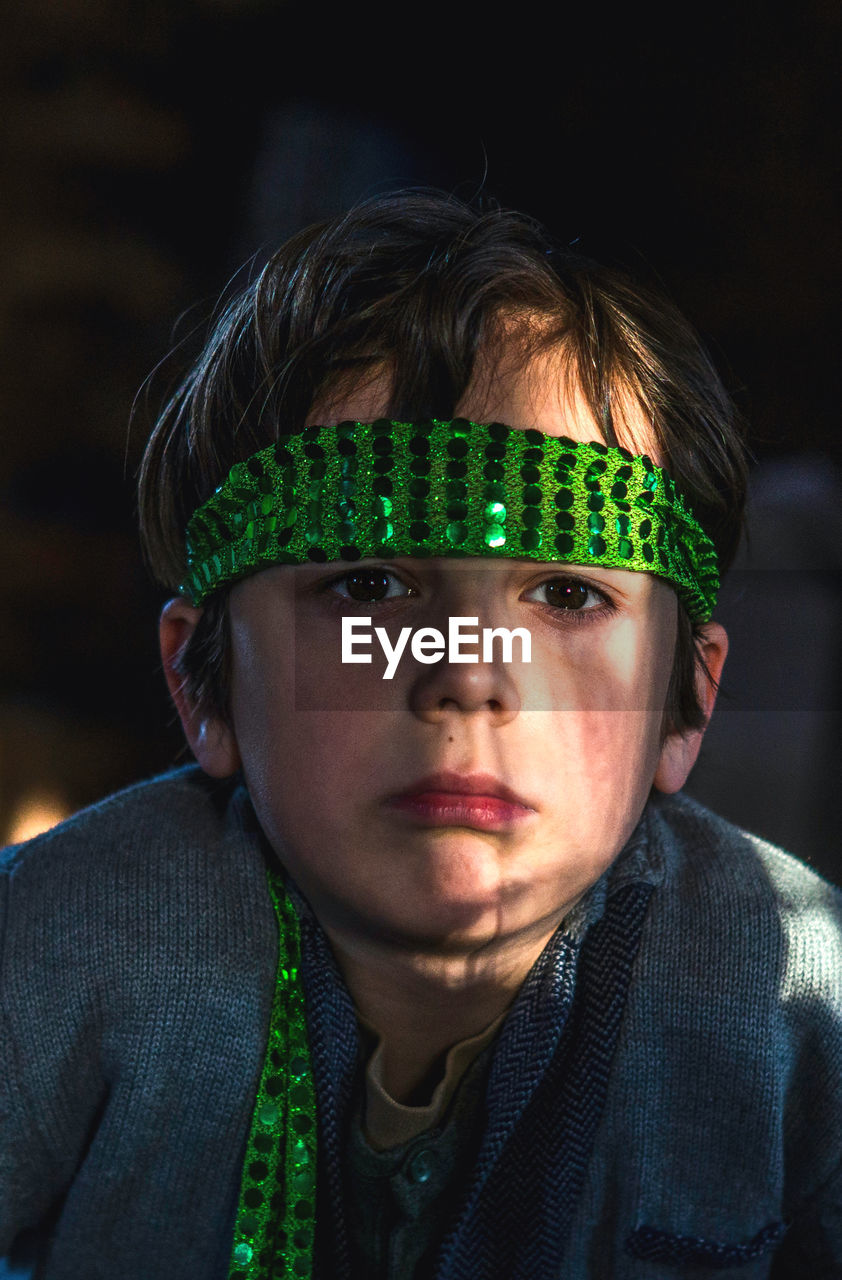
(0, 838), (108, 1255)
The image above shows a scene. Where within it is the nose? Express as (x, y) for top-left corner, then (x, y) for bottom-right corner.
(409, 647), (521, 725)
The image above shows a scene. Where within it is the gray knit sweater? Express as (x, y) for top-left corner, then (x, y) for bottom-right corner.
(1, 766), (841, 1278)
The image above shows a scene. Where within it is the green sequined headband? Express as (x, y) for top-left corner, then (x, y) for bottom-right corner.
(182, 419), (719, 622)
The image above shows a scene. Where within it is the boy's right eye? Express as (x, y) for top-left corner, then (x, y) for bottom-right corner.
(328, 568), (414, 604)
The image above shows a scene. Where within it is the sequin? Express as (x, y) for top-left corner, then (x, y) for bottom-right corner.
(555, 512), (575, 531)
(485, 524), (506, 547)
(523, 507), (542, 528)
(588, 513), (605, 534)
(522, 484), (541, 505)
(555, 532), (574, 554)
(554, 488), (574, 510)
(447, 521), (468, 545)
(588, 534), (607, 556)
(290, 1084), (311, 1108)
(483, 461), (504, 481)
(520, 463), (540, 483)
(485, 501), (506, 521)
(618, 538), (634, 558)
(258, 1102), (279, 1127)
(521, 529), (541, 551)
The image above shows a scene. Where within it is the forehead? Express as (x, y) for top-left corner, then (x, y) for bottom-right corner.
(310, 327), (661, 463)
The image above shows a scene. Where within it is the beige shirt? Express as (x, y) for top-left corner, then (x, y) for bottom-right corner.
(359, 1012), (508, 1151)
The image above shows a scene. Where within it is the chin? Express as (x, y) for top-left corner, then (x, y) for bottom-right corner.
(380, 871), (541, 953)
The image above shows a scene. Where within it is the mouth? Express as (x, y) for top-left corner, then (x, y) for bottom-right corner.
(386, 771), (536, 832)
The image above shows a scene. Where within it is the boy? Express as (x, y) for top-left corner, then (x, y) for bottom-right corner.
(2, 193), (840, 1279)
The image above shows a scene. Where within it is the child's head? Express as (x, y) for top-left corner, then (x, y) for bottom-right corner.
(139, 191), (745, 950)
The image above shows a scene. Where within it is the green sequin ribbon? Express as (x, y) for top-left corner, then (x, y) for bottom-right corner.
(182, 419), (719, 622)
(228, 866), (317, 1280)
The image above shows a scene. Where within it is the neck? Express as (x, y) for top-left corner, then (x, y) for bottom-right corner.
(324, 913), (564, 1104)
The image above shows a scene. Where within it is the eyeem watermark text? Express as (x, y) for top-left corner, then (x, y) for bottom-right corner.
(342, 616), (532, 680)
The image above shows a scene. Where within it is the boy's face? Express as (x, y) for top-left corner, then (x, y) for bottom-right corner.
(164, 342), (727, 957)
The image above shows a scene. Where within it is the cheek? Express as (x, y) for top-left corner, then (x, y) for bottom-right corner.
(526, 614), (673, 717)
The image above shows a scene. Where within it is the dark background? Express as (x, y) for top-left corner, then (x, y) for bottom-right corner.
(1, 2), (839, 878)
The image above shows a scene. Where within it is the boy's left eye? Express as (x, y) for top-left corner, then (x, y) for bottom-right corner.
(524, 576), (608, 612)
(328, 568), (413, 604)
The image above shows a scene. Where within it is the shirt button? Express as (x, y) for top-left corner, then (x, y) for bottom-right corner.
(406, 1148), (435, 1184)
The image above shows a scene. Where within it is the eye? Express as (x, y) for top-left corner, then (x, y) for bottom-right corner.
(525, 575), (608, 612)
(328, 568), (413, 604)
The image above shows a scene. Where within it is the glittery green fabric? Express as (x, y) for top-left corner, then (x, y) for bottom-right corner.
(228, 866), (317, 1280)
(182, 419), (719, 622)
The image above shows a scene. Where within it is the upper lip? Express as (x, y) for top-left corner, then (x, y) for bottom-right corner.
(391, 771), (534, 810)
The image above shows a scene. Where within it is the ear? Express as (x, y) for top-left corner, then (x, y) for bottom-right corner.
(653, 620), (728, 795)
(159, 597), (241, 778)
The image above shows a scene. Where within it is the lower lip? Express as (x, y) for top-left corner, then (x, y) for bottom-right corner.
(387, 792), (533, 831)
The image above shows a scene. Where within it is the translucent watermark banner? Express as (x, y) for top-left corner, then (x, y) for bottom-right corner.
(283, 564), (842, 712)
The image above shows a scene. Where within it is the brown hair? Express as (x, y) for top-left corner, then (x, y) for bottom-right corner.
(138, 191), (748, 734)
